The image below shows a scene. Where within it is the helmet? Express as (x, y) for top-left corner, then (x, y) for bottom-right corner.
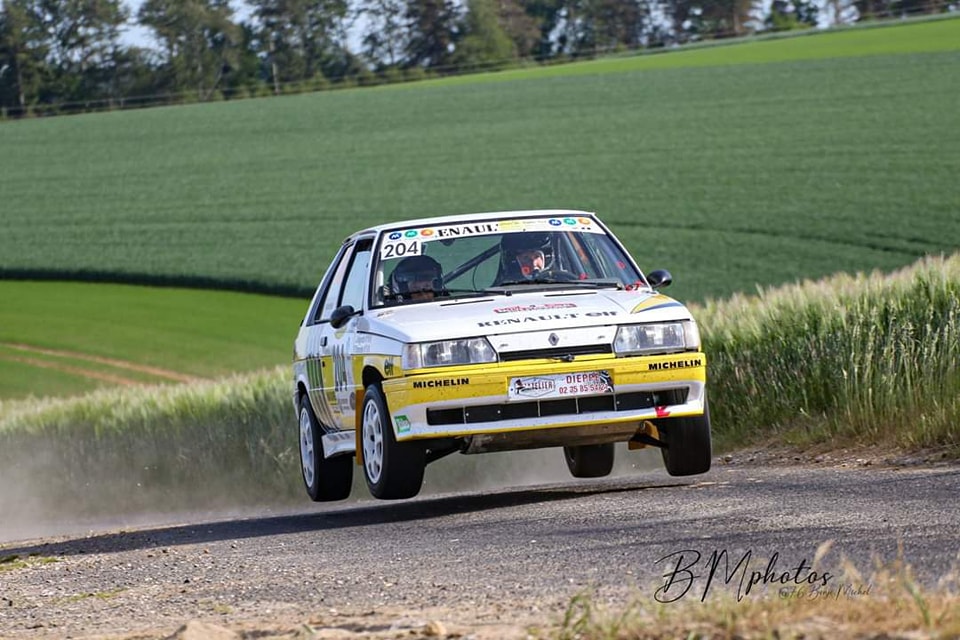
(388, 255), (443, 300)
(500, 232), (553, 278)
(500, 232), (551, 255)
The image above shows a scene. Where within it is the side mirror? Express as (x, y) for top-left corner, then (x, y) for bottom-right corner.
(646, 269), (673, 290)
(330, 305), (357, 329)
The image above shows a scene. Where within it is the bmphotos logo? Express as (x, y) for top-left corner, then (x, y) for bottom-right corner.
(654, 548), (837, 603)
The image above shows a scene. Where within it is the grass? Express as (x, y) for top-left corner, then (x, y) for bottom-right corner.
(700, 252), (960, 452)
(0, 553), (59, 573)
(0, 281), (307, 400)
(0, 19), (958, 305)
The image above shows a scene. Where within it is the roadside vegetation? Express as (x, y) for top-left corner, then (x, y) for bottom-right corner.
(2, 252), (956, 520)
(0, 366), (299, 518)
(702, 252), (960, 454)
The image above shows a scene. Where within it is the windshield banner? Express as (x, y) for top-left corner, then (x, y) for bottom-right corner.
(380, 216), (603, 259)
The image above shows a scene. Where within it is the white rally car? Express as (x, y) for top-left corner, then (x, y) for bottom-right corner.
(293, 210), (710, 500)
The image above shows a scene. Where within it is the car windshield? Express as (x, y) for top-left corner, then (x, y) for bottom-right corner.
(370, 216), (645, 307)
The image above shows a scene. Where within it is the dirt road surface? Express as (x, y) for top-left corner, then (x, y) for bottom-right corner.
(1, 461), (958, 639)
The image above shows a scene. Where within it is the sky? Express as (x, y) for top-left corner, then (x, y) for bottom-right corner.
(119, 0), (254, 48)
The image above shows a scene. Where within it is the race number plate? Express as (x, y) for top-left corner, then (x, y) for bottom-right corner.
(508, 371), (613, 400)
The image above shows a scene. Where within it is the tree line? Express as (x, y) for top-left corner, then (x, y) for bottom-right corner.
(0, 0), (951, 117)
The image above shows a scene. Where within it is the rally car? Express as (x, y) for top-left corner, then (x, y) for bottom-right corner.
(292, 210), (711, 500)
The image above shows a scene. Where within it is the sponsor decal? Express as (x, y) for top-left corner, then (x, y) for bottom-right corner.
(479, 311), (617, 327)
(648, 358), (703, 371)
(510, 376), (556, 398)
(509, 370), (613, 399)
(389, 219), (609, 251)
(332, 344), (349, 391)
(433, 223), (498, 238)
(383, 359), (395, 376)
(632, 294), (685, 314)
(395, 415), (412, 434)
(493, 302), (578, 314)
(655, 406), (671, 418)
(413, 377), (470, 389)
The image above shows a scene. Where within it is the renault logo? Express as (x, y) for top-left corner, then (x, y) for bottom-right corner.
(548, 333), (560, 346)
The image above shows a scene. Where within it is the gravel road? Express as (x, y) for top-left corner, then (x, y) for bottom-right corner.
(1, 459), (958, 639)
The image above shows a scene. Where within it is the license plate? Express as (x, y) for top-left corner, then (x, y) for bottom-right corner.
(508, 371), (614, 400)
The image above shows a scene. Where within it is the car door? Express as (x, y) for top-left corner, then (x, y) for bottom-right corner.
(320, 238), (373, 432)
(300, 243), (354, 430)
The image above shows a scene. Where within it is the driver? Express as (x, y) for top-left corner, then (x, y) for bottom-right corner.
(388, 255), (444, 302)
(499, 232), (551, 280)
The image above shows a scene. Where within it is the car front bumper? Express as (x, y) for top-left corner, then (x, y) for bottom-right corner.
(382, 352), (706, 442)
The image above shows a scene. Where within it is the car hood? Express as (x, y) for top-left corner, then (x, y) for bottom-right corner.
(361, 288), (694, 343)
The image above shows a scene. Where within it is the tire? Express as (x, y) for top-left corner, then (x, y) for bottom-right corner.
(361, 384), (425, 499)
(563, 443), (615, 478)
(659, 400), (713, 476)
(299, 396), (353, 501)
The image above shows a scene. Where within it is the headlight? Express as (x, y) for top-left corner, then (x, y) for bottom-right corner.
(614, 321), (700, 355)
(403, 338), (497, 369)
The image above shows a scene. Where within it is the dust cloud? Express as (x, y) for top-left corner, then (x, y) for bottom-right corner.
(0, 443), (663, 545)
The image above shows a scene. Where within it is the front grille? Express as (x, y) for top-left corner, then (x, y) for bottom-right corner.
(426, 388), (688, 426)
(498, 344), (612, 362)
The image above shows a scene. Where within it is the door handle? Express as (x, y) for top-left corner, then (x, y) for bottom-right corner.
(320, 336), (327, 347)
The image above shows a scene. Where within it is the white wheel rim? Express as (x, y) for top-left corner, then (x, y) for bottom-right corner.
(362, 400), (384, 484)
(299, 406), (315, 489)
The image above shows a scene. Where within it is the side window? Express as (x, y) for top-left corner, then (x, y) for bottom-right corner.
(313, 244), (355, 324)
(338, 241), (373, 310)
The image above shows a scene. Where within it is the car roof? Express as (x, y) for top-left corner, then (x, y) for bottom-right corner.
(347, 209), (599, 240)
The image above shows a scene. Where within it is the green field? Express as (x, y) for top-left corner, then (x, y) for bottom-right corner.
(0, 281), (306, 400)
(1, 18), (958, 306)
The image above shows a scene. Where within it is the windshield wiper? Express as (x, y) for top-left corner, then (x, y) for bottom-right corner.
(493, 277), (621, 288)
(440, 288), (490, 298)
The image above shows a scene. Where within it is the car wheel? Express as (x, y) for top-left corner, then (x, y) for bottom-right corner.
(361, 384), (425, 499)
(299, 396), (353, 501)
(563, 443), (615, 478)
(659, 399), (712, 476)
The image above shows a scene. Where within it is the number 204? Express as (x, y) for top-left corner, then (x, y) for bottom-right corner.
(382, 241), (420, 259)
